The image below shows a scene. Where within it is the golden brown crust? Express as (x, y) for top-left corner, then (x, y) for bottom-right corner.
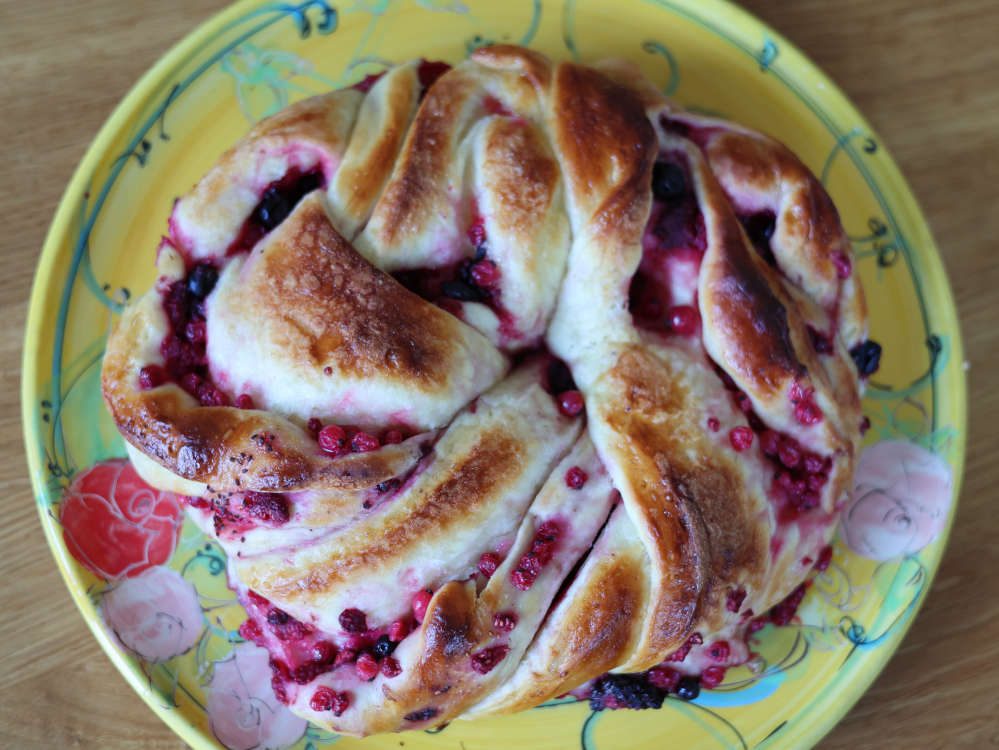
(231, 195), (478, 385)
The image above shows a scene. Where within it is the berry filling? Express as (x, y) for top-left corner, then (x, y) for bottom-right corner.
(470, 645), (509, 674)
(227, 166), (327, 256)
(236, 591), (422, 709)
(565, 466), (588, 489)
(713, 368), (832, 520)
(511, 520), (562, 591)
(630, 152), (706, 332)
(152, 262), (229, 405)
(478, 551), (502, 578)
(412, 589), (433, 623)
(417, 60), (451, 91)
(392, 211), (515, 336)
(492, 612), (518, 632)
(184, 491), (292, 537)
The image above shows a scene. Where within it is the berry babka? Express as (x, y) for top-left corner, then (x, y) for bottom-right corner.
(101, 45), (878, 735)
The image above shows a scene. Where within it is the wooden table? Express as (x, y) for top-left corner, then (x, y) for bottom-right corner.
(1, 1), (996, 747)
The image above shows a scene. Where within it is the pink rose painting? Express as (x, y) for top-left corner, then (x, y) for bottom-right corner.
(207, 642), (307, 750)
(60, 459), (184, 581)
(101, 565), (204, 662)
(842, 440), (953, 561)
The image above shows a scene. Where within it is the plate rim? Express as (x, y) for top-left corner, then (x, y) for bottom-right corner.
(21, 0), (968, 748)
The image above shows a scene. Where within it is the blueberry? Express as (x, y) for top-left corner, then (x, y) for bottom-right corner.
(651, 162), (687, 201)
(254, 187), (291, 230)
(442, 279), (482, 301)
(186, 263), (218, 299)
(675, 676), (700, 701)
(850, 339), (882, 377)
(373, 634), (396, 658)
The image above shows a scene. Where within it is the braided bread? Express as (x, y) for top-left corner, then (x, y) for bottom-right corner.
(102, 45), (873, 735)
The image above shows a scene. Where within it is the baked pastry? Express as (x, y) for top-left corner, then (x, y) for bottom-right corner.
(102, 45), (878, 735)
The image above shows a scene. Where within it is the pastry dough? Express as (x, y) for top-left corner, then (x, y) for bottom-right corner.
(102, 45), (872, 735)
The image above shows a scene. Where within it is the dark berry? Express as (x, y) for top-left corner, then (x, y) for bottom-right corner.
(373, 635), (396, 658)
(186, 263), (218, 299)
(442, 279), (482, 301)
(651, 161), (686, 201)
(589, 674), (666, 711)
(417, 60), (451, 89)
(850, 339), (882, 377)
(675, 676), (700, 701)
(546, 359), (576, 394)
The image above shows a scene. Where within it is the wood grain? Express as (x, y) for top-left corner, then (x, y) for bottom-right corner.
(1, 1), (996, 747)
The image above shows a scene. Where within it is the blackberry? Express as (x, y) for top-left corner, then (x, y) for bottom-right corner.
(589, 674), (666, 711)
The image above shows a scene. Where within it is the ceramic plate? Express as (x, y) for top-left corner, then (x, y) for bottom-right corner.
(22, 1), (966, 748)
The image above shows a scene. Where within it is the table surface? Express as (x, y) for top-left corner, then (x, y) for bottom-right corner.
(2, 0), (997, 747)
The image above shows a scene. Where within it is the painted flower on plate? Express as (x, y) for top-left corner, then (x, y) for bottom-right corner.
(207, 642), (307, 750)
(101, 565), (204, 662)
(842, 440), (953, 561)
(60, 459), (184, 581)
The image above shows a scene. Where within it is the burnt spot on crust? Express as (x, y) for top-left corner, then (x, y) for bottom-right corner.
(249, 197), (468, 385)
(705, 211), (804, 395)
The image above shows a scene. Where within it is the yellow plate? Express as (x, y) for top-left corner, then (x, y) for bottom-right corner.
(22, 1), (966, 748)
